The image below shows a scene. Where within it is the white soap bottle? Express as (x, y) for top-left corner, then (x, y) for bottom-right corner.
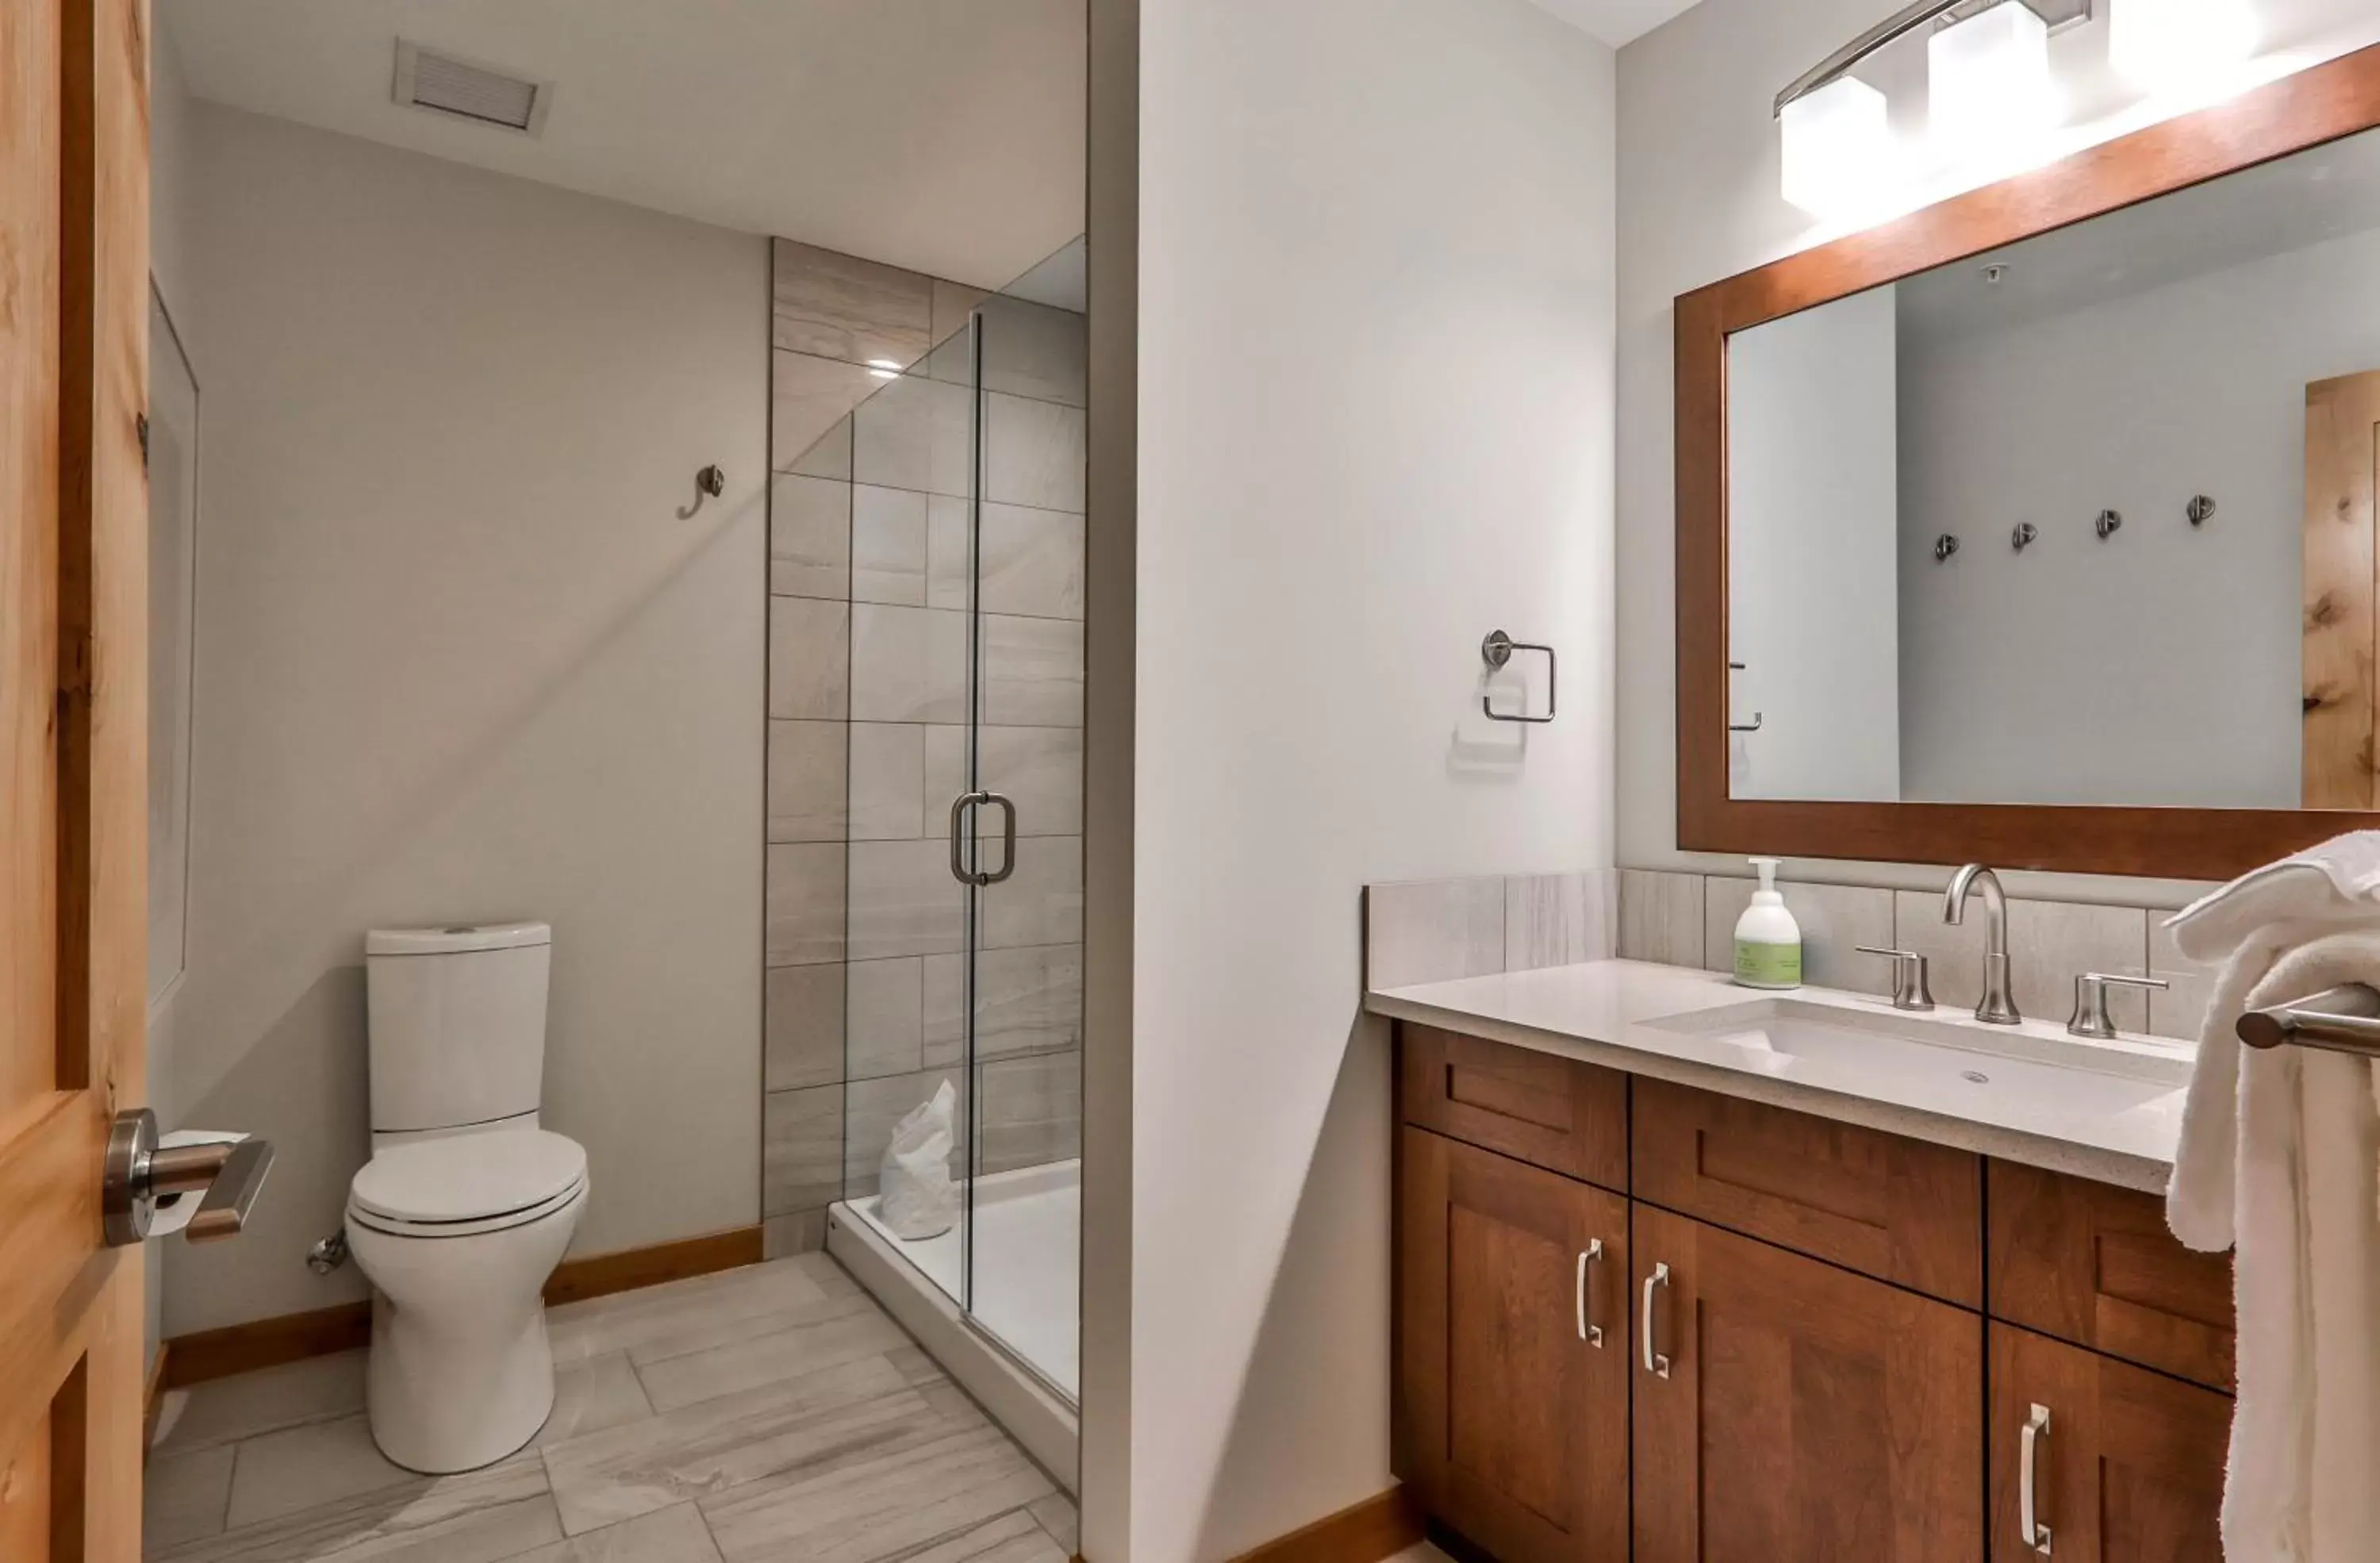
(1733, 857), (1802, 990)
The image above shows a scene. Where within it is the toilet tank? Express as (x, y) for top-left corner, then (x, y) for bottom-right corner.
(365, 922), (552, 1135)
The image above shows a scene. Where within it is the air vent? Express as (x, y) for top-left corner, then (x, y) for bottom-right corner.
(393, 40), (552, 136)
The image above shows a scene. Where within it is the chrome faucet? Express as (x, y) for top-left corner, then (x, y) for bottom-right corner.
(1944, 864), (2021, 1025)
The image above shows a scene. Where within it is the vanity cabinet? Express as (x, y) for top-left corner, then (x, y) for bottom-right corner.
(1631, 1204), (1985, 1563)
(1399, 1125), (1630, 1563)
(1392, 1026), (2233, 1563)
(1988, 1325), (2228, 1563)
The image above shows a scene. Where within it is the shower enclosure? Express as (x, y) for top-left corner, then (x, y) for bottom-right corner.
(769, 236), (1085, 1438)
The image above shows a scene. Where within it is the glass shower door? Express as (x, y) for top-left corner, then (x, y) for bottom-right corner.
(950, 240), (1087, 1403)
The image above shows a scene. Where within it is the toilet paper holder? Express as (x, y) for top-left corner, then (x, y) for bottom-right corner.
(102, 1108), (275, 1247)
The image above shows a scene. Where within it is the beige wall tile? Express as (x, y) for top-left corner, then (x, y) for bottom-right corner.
(849, 723), (926, 842)
(787, 415), (852, 482)
(1893, 892), (2152, 1032)
(931, 279), (989, 350)
(767, 721), (846, 843)
(854, 373), (972, 497)
(979, 295), (1088, 409)
(770, 474), (850, 601)
(773, 351), (882, 471)
(1618, 870), (1703, 966)
(772, 240), (932, 367)
(847, 958), (926, 1081)
(1366, 878), (1507, 990)
(983, 614), (1083, 727)
(984, 393), (1085, 511)
(852, 484), (929, 607)
(925, 493), (971, 611)
(979, 1052), (1081, 1175)
(923, 725), (967, 826)
(763, 1085), (844, 1216)
(768, 597), (849, 722)
(764, 963), (843, 1093)
(981, 726), (1083, 837)
(763, 1209), (828, 1258)
(848, 839), (966, 960)
(1702, 877), (1894, 996)
(1504, 870), (1615, 972)
(923, 944), (1085, 1069)
(851, 604), (969, 724)
(980, 505), (1084, 620)
(766, 844), (845, 968)
(984, 836), (1084, 950)
(2149, 916), (2221, 1041)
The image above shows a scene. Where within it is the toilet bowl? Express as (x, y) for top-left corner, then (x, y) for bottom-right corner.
(345, 1127), (589, 1473)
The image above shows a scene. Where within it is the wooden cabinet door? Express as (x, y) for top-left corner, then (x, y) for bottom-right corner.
(1399, 1127), (1629, 1563)
(1989, 1325), (2227, 1563)
(1633, 1205), (1984, 1563)
(1, 0), (152, 1557)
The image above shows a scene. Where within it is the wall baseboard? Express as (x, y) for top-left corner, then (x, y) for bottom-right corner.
(1226, 1487), (1424, 1563)
(159, 1223), (764, 1391)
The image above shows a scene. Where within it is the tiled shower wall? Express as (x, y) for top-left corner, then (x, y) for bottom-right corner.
(762, 239), (1087, 1256)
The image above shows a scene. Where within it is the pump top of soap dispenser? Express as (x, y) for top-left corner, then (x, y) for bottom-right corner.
(1749, 857), (1783, 904)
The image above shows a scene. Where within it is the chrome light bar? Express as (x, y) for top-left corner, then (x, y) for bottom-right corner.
(1776, 0), (2093, 116)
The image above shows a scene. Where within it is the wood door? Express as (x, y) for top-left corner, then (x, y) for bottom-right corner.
(1, 0), (152, 1555)
(2303, 369), (2380, 808)
(1989, 1325), (2227, 1563)
(1632, 1205), (1984, 1563)
(1398, 1127), (1629, 1563)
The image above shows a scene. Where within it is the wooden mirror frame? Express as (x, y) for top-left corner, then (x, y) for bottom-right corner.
(1677, 41), (2380, 881)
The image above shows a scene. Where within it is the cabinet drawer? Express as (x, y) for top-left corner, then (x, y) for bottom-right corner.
(1399, 1025), (1628, 1192)
(1632, 1077), (1983, 1306)
(1988, 1159), (2235, 1392)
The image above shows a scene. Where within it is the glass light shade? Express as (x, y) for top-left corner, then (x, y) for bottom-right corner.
(1780, 77), (1893, 219)
(1929, 3), (2056, 167)
(2110, 0), (2258, 93)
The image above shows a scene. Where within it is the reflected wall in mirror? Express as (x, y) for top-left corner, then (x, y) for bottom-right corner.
(1728, 123), (2380, 813)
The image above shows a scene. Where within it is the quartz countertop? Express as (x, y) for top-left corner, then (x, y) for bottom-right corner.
(1367, 958), (2196, 1194)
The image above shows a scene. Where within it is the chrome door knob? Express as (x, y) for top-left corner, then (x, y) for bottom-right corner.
(101, 1108), (275, 1247)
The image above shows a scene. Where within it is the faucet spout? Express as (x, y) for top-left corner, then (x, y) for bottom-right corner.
(1944, 864), (2020, 1024)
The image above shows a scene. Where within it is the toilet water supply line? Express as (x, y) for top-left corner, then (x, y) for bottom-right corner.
(309, 1231), (351, 1273)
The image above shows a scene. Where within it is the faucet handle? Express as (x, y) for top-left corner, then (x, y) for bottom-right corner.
(2067, 972), (2169, 1039)
(1857, 947), (1936, 1012)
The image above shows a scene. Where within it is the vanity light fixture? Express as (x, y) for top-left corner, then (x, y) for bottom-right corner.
(1930, 2), (2059, 170)
(1776, 0), (2089, 212)
(2111, 0), (2258, 94)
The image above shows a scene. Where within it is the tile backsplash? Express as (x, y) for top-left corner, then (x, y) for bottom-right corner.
(1371, 865), (2212, 1043)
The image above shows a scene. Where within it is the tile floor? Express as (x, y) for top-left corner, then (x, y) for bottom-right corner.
(143, 1254), (1077, 1563)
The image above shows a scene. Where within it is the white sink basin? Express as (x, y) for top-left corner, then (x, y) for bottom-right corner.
(1641, 997), (2191, 1147)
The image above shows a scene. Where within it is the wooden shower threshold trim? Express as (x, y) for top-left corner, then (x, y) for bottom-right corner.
(157, 1223), (764, 1390)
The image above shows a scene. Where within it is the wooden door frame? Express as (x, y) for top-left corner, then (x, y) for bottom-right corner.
(1677, 40), (2380, 880)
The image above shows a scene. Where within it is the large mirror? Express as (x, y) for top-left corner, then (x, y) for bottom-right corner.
(1729, 123), (2379, 812)
(1677, 41), (2380, 878)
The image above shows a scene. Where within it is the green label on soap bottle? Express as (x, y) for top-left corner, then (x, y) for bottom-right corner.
(1735, 940), (1802, 989)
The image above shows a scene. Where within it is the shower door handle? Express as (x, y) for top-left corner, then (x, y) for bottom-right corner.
(947, 791), (1019, 887)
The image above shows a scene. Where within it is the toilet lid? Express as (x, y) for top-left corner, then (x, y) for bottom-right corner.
(349, 1130), (587, 1226)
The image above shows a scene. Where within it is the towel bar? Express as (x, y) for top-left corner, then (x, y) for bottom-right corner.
(2237, 982), (2380, 1057)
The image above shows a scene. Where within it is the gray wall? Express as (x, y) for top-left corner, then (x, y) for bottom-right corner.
(762, 242), (1088, 1255)
(162, 105), (768, 1337)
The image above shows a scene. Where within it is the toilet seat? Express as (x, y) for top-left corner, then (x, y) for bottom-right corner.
(347, 1129), (587, 1238)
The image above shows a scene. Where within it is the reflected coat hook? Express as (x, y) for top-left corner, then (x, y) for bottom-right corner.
(678, 464), (726, 520)
(1481, 631), (1557, 724)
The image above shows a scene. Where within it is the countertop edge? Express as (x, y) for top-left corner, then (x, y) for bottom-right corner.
(1365, 987), (2175, 1196)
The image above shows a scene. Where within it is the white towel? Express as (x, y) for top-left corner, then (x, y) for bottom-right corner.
(2164, 865), (2380, 1559)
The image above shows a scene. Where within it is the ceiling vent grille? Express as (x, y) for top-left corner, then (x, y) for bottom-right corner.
(393, 40), (552, 136)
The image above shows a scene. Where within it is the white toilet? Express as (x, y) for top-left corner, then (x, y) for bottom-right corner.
(346, 921), (589, 1474)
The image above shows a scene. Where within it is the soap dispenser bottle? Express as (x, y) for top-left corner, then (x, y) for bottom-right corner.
(1733, 857), (1802, 990)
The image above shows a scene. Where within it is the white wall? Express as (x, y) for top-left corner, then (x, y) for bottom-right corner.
(1132, 0), (1615, 1557)
(162, 105), (768, 1336)
(1897, 225), (2380, 808)
(1615, 0), (2380, 902)
(1727, 286), (1900, 801)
